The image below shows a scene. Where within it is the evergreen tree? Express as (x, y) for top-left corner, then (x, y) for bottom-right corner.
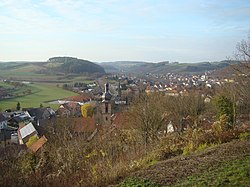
(214, 95), (234, 125)
(16, 102), (21, 111)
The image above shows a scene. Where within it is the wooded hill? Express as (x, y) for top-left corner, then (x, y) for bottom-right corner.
(46, 57), (105, 74)
(0, 57), (106, 77)
(101, 60), (240, 74)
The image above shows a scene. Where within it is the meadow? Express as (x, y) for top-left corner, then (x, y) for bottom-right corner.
(0, 83), (78, 110)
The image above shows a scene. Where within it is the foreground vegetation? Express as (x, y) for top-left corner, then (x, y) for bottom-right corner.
(119, 139), (250, 187)
(0, 111), (249, 187)
(174, 156), (250, 187)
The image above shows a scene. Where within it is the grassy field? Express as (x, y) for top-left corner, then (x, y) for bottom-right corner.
(0, 62), (97, 110)
(118, 139), (250, 187)
(121, 156), (250, 187)
(0, 83), (78, 110)
(0, 61), (97, 84)
(174, 156), (250, 187)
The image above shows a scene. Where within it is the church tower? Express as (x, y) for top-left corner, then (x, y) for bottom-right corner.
(101, 82), (112, 125)
(118, 80), (122, 98)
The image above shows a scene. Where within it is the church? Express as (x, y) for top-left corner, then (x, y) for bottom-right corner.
(99, 82), (113, 125)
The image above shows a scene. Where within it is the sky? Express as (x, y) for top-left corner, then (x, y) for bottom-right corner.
(0, 0), (250, 63)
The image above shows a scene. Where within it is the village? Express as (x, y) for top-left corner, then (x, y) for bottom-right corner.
(0, 70), (238, 153)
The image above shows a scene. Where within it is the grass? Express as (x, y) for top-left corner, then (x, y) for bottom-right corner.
(120, 177), (161, 187)
(174, 156), (250, 187)
(0, 82), (15, 88)
(0, 83), (78, 110)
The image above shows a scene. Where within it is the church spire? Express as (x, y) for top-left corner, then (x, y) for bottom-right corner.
(118, 80), (121, 97)
(102, 82), (112, 102)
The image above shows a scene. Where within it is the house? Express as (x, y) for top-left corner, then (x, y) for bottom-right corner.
(0, 129), (11, 147)
(11, 132), (18, 144)
(18, 122), (38, 144)
(65, 94), (93, 103)
(127, 86), (139, 95)
(111, 112), (130, 129)
(0, 113), (18, 147)
(56, 107), (71, 117)
(0, 113), (7, 129)
(57, 102), (82, 117)
(73, 117), (99, 141)
(167, 121), (174, 133)
(8, 113), (31, 127)
(74, 117), (97, 133)
(165, 90), (179, 96)
(28, 135), (48, 153)
(24, 107), (55, 121)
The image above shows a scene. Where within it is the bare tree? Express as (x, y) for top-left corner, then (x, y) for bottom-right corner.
(233, 32), (250, 120)
(164, 93), (205, 131)
(125, 93), (166, 150)
(236, 32), (250, 62)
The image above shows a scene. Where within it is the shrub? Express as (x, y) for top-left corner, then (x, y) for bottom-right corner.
(196, 143), (218, 152)
(183, 142), (194, 155)
(18, 152), (37, 176)
(81, 103), (94, 117)
(239, 132), (250, 140)
(26, 135), (39, 148)
(213, 95), (234, 125)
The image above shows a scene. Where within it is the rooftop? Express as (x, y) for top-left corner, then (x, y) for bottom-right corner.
(19, 122), (37, 139)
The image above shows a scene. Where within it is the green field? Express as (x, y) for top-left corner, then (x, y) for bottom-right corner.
(174, 156), (250, 187)
(0, 61), (97, 110)
(0, 83), (78, 110)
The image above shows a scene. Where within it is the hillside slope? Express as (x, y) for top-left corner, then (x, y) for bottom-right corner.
(100, 61), (148, 72)
(118, 139), (250, 186)
(47, 57), (105, 74)
(0, 57), (105, 76)
(101, 60), (240, 74)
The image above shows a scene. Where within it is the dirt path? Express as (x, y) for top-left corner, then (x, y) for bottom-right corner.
(127, 139), (250, 186)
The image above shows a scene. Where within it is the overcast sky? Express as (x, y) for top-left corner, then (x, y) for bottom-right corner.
(0, 0), (250, 62)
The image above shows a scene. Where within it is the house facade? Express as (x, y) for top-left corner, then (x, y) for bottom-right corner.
(18, 122), (38, 144)
(0, 113), (7, 129)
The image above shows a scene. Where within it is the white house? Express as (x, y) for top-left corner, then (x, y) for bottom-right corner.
(18, 122), (38, 144)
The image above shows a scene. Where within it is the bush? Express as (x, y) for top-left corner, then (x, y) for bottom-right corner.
(239, 132), (250, 140)
(213, 95), (234, 125)
(26, 135), (39, 148)
(183, 142), (194, 155)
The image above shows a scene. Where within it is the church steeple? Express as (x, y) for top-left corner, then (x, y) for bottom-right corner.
(118, 80), (121, 98)
(102, 82), (112, 102)
(100, 82), (112, 125)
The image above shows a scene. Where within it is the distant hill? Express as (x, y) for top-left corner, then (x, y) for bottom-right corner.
(101, 60), (240, 74)
(46, 57), (105, 74)
(0, 57), (105, 79)
(0, 58), (240, 76)
(100, 61), (148, 72)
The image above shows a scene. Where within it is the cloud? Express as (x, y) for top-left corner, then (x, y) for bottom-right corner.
(0, 0), (64, 34)
(0, 0), (249, 61)
(0, 0), (126, 35)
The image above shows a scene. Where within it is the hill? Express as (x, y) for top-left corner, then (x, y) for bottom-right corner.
(118, 139), (250, 186)
(100, 61), (148, 72)
(0, 57), (105, 79)
(101, 60), (240, 74)
(45, 57), (105, 74)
